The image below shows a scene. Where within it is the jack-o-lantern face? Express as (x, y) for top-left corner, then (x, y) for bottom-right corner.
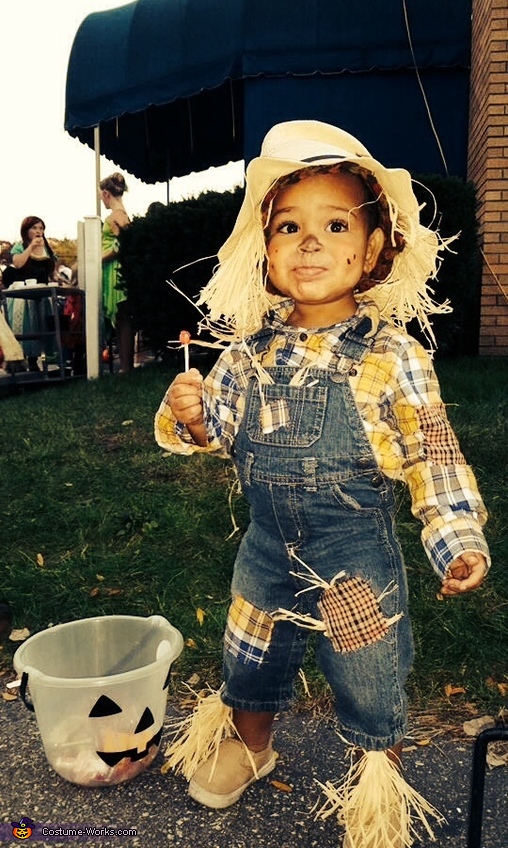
(11, 818), (34, 839)
(88, 695), (162, 766)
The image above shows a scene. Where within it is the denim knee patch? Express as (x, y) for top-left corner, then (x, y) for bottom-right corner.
(224, 595), (274, 667)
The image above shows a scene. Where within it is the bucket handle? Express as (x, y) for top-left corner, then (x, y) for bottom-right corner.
(19, 672), (35, 712)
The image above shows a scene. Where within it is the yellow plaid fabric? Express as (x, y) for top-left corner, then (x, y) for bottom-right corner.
(154, 302), (489, 578)
(224, 595), (274, 666)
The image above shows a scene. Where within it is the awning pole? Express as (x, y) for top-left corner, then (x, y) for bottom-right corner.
(94, 125), (101, 215)
(82, 124), (102, 379)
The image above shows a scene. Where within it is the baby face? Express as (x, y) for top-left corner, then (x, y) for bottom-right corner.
(265, 171), (383, 327)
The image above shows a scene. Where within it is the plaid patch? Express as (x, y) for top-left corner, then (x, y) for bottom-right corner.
(259, 398), (290, 434)
(416, 404), (466, 465)
(317, 577), (395, 653)
(224, 595), (274, 666)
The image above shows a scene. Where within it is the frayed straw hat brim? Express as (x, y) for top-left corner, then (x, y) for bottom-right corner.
(198, 120), (454, 347)
(225, 152), (418, 250)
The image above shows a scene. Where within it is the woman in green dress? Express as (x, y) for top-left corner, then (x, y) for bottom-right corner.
(99, 172), (134, 373)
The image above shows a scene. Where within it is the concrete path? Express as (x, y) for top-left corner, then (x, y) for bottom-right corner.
(1, 698), (506, 847)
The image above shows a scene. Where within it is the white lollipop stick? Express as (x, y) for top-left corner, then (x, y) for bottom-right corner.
(179, 330), (191, 371)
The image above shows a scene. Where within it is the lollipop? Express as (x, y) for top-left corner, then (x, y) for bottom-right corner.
(179, 330), (191, 371)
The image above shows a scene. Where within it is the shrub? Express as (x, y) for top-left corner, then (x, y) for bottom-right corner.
(119, 188), (243, 358)
(410, 175), (483, 357)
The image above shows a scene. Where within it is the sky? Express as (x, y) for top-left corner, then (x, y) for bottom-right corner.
(1, 1), (244, 242)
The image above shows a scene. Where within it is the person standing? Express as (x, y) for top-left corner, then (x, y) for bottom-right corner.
(99, 172), (134, 373)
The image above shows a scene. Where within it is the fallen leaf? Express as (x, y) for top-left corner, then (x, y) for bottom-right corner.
(185, 638), (197, 649)
(497, 682), (508, 697)
(1, 692), (17, 702)
(122, 419), (134, 426)
(89, 587), (100, 597)
(487, 742), (508, 769)
(271, 779), (293, 793)
(103, 588), (123, 596)
(186, 673), (200, 687)
(196, 607), (206, 625)
(415, 739), (432, 746)
(463, 716), (496, 737)
(9, 627), (30, 642)
(445, 684), (466, 698)
(36, 553), (44, 567)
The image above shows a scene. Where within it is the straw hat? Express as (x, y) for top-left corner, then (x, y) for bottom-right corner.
(197, 120), (453, 344)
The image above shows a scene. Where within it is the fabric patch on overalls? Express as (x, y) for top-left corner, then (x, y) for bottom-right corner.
(272, 552), (403, 654)
(317, 576), (398, 653)
(224, 595), (274, 666)
(260, 398), (290, 434)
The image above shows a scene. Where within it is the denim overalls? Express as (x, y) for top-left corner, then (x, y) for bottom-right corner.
(222, 316), (414, 751)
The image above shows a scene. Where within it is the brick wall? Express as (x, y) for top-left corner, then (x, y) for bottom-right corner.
(468, 0), (508, 356)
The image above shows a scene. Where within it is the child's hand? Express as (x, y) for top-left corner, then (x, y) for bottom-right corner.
(440, 552), (487, 596)
(169, 368), (204, 427)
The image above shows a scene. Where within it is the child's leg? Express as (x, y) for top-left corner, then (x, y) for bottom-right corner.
(181, 603), (303, 809)
(232, 708), (275, 751)
(187, 706), (278, 809)
(387, 741), (403, 764)
(309, 573), (443, 845)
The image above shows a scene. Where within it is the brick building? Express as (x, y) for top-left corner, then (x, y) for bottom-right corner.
(468, 0), (508, 356)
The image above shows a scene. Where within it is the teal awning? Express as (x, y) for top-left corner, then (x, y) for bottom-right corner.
(65, 0), (472, 182)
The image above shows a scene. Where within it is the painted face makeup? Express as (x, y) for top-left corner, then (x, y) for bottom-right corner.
(265, 171), (384, 327)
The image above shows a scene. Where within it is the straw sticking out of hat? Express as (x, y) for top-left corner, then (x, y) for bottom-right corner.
(197, 120), (455, 347)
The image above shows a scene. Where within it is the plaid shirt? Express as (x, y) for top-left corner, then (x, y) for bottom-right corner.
(155, 302), (490, 579)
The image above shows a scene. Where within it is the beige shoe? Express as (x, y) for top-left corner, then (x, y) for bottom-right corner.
(188, 737), (277, 809)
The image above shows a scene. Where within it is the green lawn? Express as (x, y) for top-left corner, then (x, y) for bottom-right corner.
(0, 357), (506, 714)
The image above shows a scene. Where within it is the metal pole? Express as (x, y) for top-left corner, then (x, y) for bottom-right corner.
(94, 125), (101, 216)
(467, 726), (508, 847)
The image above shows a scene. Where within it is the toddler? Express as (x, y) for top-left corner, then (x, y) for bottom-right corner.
(155, 120), (489, 848)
